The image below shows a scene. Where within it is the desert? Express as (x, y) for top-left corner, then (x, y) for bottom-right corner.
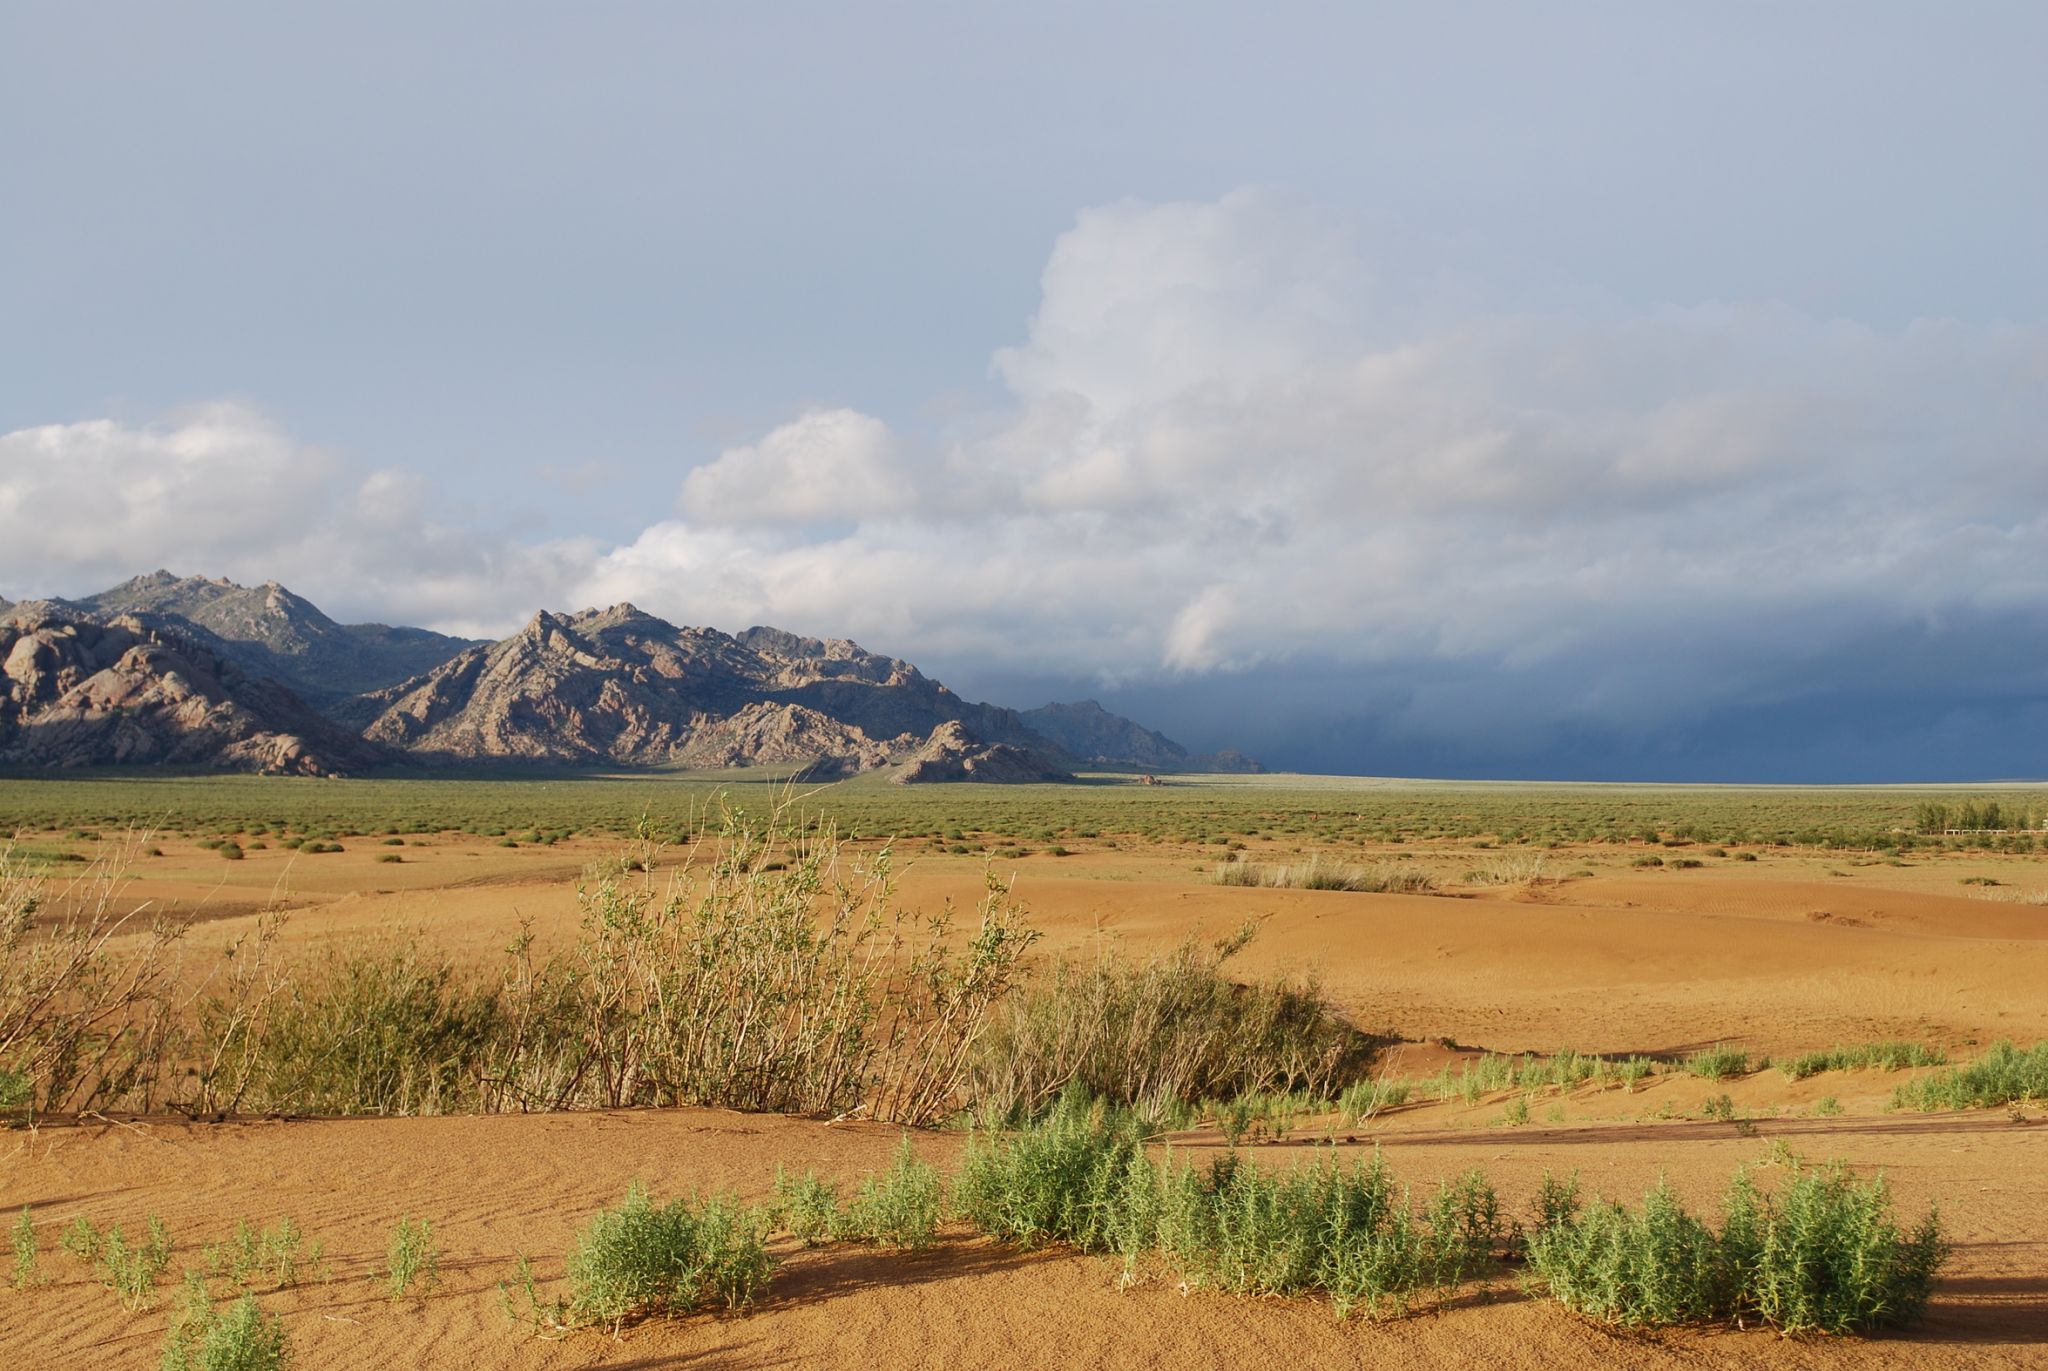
(2, 776), (2044, 1367)
(8, 7), (2047, 1366)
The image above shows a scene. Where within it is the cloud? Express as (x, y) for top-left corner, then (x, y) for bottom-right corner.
(579, 190), (2048, 746)
(7, 187), (2046, 769)
(0, 401), (588, 631)
(678, 408), (905, 526)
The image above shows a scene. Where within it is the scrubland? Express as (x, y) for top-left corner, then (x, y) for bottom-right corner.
(2, 773), (2046, 1368)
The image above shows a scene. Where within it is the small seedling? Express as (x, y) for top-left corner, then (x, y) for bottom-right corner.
(383, 1216), (440, 1302)
(207, 1218), (324, 1290)
(10, 1206), (36, 1290)
(97, 1216), (173, 1310)
(60, 1215), (103, 1265)
(497, 1253), (570, 1337)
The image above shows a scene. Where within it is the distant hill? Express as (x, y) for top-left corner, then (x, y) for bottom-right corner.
(75, 571), (481, 702)
(356, 603), (1068, 777)
(0, 601), (384, 775)
(0, 573), (1253, 780)
(1022, 699), (1262, 773)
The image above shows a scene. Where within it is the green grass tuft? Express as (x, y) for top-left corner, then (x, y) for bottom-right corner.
(1781, 1041), (1946, 1081)
(1890, 1040), (2048, 1111)
(382, 1216), (439, 1302)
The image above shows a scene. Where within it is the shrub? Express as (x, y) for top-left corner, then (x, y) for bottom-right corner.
(161, 1273), (292, 1371)
(494, 814), (1034, 1125)
(839, 1137), (943, 1250)
(230, 940), (498, 1117)
(206, 1219), (321, 1290)
(1211, 859), (1436, 893)
(1780, 1041), (1946, 1081)
(955, 1091), (1157, 1262)
(1526, 1180), (1724, 1326)
(1158, 1151), (1503, 1318)
(1721, 1165), (1947, 1332)
(771, 1169), (841, 1247)
(1526, 1166), (1946, 1333)
(0, 839), (184, 1117)
(967, 924), (1372, 1124)
(1685, 1046), (1749, 1080)
(1463, 854), (1547, 887)
(60, 1214), (102, 1264)
(565, 1184), (773, 1331)
(1890, 1040), (2048, 1110)
(1337, 1077), (1410, 1125)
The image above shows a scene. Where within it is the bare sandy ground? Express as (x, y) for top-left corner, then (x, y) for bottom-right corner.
(1, 1105), (2041, 1369)
(4, 830), (2045, 1367)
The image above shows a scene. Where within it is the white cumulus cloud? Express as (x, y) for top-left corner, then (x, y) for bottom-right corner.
(7, 187), (2047, 752)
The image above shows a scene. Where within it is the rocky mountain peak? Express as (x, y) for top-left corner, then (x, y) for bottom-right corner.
(0, 602), (381, 775)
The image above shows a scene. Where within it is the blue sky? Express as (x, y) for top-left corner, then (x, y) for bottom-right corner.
(4, 3), (2046, 778)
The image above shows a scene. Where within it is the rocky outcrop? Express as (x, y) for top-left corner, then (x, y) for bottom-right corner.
(672, 702), (896, 772)
(891, 721), (1071, 785)
(76, 571), (480, 702)
(3, 573), (1256, 782)
(0, 603), (383, 775)
(358, 604), (1015, 771)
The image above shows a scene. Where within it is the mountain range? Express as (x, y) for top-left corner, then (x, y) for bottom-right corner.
(0, 573), (1259, 781)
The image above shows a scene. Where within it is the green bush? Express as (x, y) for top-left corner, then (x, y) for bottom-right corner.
(771, 1169), (841, 1247)
(1890, 1040), (2048, 1110)
(959, 1096), (1502, 1318)
(161, 1272), (292, 1371)
(1684, 1046), (1750, 1080)
(1158, 1151), (1502, 1318)
(1526, 1179), (1723, 1326)
(1722, 1165), (1947, 1333)
(839, 1137), (943, 1250)
(1525, 1165), (1946, 1333)
(229, 941), (499, 1117)
(1781, 1041), (1945, 1081)
(955, 1091), (1157, 1262)
(565, 1184), (773, 1331)
(205, 1219), (321, 1290)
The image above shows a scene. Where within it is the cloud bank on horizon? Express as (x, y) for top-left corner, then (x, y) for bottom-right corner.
(5, 187), (2046, 776)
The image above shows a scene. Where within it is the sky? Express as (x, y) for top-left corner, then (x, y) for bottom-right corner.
(4, 3), (2047, 780)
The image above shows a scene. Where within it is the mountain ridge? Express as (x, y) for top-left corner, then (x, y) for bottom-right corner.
(0, 574), (1257, 779)
(75, 570), (484, 702)
(0, 599), (385, 775)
